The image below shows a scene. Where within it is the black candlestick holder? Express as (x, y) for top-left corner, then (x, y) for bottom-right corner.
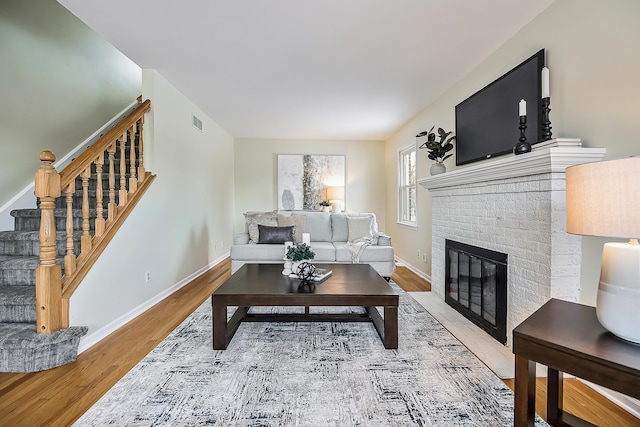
(514, 115), (531, 155)
(542, 96), (552, 140)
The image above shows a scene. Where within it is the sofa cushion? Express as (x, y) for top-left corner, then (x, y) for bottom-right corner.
(257, 225), (295, 244)
(277, 214), (306, 243)
(347, 216), (373, 242)
(292, 211), (332, 242)
(308, 242), (336, 261)
(230, 243), (285, 261)
(244, 211), (278, 243)
(334, 242), (395, 263)
(331, 213), (378, 241)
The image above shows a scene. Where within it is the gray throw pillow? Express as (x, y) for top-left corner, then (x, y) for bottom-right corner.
(277, 214), (306, 243)
(257, 225), (295, 244)
(244, 210), (278, 243)
(347, 216), (373, 242)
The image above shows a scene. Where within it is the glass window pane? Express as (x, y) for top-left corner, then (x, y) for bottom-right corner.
(470, 256), (482, 315)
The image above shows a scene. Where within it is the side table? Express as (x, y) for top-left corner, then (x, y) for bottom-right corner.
(513, 298), (640, 426)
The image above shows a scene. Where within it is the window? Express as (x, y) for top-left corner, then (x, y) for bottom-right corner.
(398, 143), (417, 227)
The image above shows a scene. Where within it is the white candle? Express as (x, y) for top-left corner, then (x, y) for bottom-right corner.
(302, 233), (311, 245)
(541, 67), (550, 98)
(519, 99), (526, 116)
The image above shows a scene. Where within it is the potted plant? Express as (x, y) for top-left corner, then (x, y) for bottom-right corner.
(319, 199), (332, 212)
(286, 243), (315, 275)
(417, 126), (455, 175)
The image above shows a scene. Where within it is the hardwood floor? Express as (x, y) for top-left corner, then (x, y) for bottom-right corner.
(0, 260), (636, 426)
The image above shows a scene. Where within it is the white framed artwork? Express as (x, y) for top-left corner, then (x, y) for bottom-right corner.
(277, 154), (346, 211)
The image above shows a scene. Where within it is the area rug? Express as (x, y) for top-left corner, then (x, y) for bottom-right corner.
(75, 284), (547, 426)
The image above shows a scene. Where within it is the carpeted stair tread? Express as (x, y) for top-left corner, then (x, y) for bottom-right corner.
(0, 255), (64, 287)
(0, 230), (82, 240)
(10, 209), (97, 233)
(0, 287), (36, 323)
(0, 230), (81, 257)
(0, 286), (36, 304)
(11, 208), (98, 218)
(0, 323), (88, 372)
(0, 254), (42, 269)
(0, 323), (87, 348)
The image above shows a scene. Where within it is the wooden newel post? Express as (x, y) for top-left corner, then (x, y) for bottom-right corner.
(34, 150), (63, 334)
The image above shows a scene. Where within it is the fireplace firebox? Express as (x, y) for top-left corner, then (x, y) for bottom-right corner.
(445, 240), (507, 344)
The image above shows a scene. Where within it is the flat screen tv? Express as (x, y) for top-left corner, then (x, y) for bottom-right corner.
(455, 49), (545, 166)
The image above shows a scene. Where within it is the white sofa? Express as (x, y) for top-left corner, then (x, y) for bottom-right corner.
(230, 210), (395, 278)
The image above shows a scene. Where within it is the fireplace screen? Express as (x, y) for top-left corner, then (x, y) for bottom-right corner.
(445, 240), (507, 344)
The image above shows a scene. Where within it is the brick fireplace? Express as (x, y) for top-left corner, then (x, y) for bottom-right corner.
(418, 139), (605, 347)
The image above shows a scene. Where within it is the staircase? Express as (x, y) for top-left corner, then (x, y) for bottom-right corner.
(0, 99), (153, 372)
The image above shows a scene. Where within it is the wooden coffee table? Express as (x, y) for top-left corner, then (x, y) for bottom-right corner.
(211, 263), (399, 350)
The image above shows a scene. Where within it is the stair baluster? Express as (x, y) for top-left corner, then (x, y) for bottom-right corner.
(119, 135), (127, 206)
(95, 153), (105, 237)
(137, 117), (145, 183)
(107, 144), (117, 222)
(64, 181), (76, 276)
(80, 166), (92, 255)
(129, 123), (138, 193)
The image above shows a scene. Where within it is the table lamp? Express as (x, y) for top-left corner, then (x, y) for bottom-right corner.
(565, 157), (640, 343)
(326, 186), (345, 212)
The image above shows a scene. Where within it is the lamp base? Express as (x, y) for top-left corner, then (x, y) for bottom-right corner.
(596, 240), (640, 344)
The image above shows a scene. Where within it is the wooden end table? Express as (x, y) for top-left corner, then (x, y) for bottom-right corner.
(513, 298), (640, 427)
(211, 263), (399, 350)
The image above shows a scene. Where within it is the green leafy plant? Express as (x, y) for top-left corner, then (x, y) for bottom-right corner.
(286, 243), (315, 261)
(417, 126), (455, 163)
(319, 200), (332, 207)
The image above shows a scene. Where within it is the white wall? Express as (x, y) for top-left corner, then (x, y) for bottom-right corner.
(385, 0), (640, 304)
(233, 138), (386, 235)
(70, 70), (235, 339)
(0, 0), (141, 208)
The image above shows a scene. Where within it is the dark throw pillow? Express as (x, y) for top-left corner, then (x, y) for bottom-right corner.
(257, 225), (295, 244)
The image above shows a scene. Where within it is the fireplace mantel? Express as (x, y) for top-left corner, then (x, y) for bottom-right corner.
(419, 137), (606, 347)
(418, 139), (605, 190)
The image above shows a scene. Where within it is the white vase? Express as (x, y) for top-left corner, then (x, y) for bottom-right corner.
(291, 261), (302, 275)
(291, 260), (313, 276)
(282, 259), (292, 275)
(321, 206), (330, 212)
(430, 162), (446, 175)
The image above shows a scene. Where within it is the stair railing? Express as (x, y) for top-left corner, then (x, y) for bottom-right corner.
(34, 98), (155, 333)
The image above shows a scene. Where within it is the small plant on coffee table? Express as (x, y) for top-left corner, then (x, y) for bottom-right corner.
(286, 243), (315, 262)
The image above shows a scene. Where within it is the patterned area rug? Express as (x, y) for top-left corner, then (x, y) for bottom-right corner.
(75, 285), (547, 426)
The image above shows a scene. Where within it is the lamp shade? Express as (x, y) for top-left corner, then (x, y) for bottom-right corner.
(566, 157), (640, 239)
(326, 186), (345, 201)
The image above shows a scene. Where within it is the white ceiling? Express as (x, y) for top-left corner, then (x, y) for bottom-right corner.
(57, 0), (554, 140)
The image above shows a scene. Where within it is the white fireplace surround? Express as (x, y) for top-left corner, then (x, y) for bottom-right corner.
(418, 139), (606, 347)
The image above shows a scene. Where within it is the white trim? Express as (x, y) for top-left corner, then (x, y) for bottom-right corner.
(397, 141), (417, 226)
(579, 379), (640, 420)
(396, 221), (418, 230)
(395, 256), (431, 283)
(0, 100), (139, 226)
(76, 253), (229, 353)
(418, 138), (606, 191)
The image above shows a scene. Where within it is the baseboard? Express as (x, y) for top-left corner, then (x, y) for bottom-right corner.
(579, 379), (640, 419)
(77, 253), (229, 354)
(395, 257), (431, 283)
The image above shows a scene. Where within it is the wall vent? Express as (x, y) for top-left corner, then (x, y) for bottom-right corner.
(192, 114), (203, 131)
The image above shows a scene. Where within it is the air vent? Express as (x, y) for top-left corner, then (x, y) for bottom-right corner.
(192, 114), (203, 132)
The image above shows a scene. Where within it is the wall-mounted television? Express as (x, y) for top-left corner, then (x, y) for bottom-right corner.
(455, 49), (545, 166)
